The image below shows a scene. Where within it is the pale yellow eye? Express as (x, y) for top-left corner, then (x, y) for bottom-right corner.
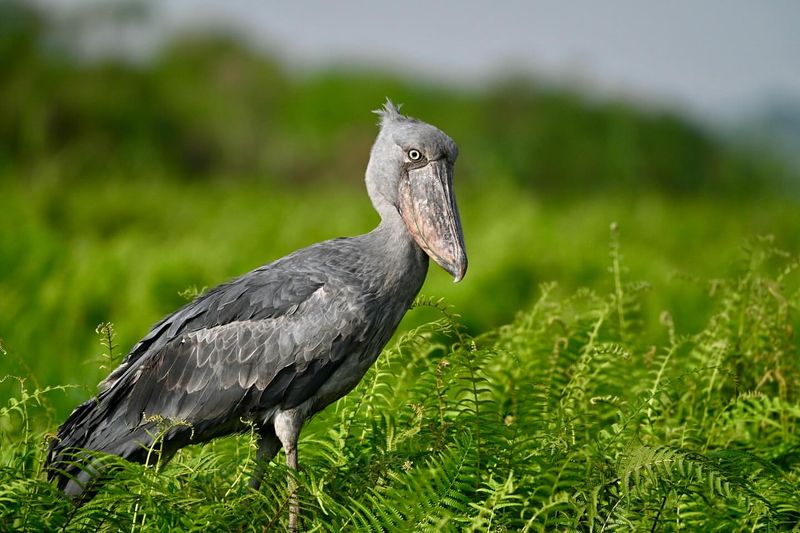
(408, 149), (422, 161)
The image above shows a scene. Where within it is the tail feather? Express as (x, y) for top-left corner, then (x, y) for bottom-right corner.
(46, 400), (94, 481)
(45, 394), (157, 499)
(46, 389), (202, 501)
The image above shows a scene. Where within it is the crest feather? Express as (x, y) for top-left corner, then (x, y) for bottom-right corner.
(373, 98), (414, 127)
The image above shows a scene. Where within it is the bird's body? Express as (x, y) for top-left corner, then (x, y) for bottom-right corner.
(46, 102), (466, 529)
(49, 221), (428, 491)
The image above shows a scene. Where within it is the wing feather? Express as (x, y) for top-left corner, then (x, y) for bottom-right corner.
(121, 284), (364, 433)
(99, 267), (325, 392)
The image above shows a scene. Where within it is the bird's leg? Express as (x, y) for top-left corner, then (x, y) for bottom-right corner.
(285, 442), (299, 532)
(249, 429), (281, 491)
(274, 410), (303, 533)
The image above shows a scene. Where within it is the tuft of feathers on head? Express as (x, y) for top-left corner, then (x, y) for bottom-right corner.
(373, 98), (417, 127)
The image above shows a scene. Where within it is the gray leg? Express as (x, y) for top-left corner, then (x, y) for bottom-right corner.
(285, 444), (299, 532)
(249, 430), (281, 491)
(274, 410), (303, 533)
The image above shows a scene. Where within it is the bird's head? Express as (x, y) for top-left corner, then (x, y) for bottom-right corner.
(366, 100), (467, 282)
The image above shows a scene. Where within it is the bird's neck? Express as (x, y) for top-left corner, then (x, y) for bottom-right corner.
(366, 208), (429, 293)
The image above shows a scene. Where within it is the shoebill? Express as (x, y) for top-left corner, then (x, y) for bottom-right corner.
(46, 100), (467, 531)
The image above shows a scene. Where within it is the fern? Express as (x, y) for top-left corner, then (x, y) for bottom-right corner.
(2, 237), (800, 530)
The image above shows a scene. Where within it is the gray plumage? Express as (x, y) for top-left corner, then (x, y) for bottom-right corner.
(46, 101), (466, 516)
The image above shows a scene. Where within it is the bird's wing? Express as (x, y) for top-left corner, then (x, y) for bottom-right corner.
(109, 280), (367, 433)
(99, 258), (331, 393)
(47, 242), (374, 477)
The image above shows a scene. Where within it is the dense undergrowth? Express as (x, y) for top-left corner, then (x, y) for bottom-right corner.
(2, 234), (799, 531)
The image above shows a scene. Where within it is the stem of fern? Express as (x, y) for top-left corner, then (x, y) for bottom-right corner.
(609, 223), (627, 341)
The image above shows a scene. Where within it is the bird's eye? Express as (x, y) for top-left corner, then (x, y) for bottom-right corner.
(407, 149), (422, 161)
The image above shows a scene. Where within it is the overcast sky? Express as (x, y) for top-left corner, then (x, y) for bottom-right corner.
(47, 0), (800, 121)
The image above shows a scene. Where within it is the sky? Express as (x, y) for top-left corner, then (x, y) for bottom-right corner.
(45, 0), (800, 121)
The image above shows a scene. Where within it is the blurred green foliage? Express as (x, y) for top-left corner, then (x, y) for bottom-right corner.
(0, 1), (798, 421)
(0, 1), (794, 195)
(3, 179), (799, 420)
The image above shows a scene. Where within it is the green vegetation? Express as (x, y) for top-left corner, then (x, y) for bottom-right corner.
(1, 1), (793, 197)
(2, 1), (800, 530)
(3, 179), (799, 415)
(3, 237), (800, 530)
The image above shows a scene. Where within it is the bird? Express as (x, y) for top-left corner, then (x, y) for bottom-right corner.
(45, 100), (467, 530)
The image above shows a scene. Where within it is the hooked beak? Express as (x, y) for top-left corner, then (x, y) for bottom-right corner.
(398, 159), (468, 282)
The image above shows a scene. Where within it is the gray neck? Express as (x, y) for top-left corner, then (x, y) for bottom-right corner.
(363, 207), (429, 296)
(363, 145), (429, 296)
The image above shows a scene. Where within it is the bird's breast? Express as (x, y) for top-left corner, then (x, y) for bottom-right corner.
(305, 283), (418, 415)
